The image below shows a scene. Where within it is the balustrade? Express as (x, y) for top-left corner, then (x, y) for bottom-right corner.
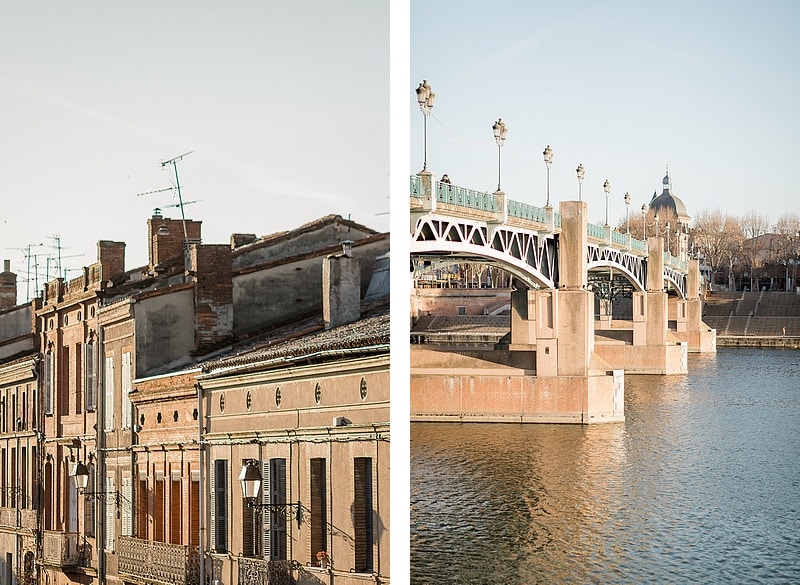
(117, 537), (199, 585)
(238, 557), (294, 585)
(42, 531), (80, 567)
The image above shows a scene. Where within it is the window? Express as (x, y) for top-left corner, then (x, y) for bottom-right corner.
(105, 476), (116, 549)
(242, 460), (258, 558)
(190, 474), (200, 547)
(74, 343), (82, 414)
(85, 464), (96, 537)
(121, 477), (133, 536)
(122, 352), (132, 428)
(154, 477), (165, 542)
(310, 458), (327, 561)
(136, 479), (148, 538)
(354, 458), (374, 572)
(457, 306), (467, 315)
(44, 352), (54, 416)
(84, 343), (96, 411)
(268, 458), (287, 561)
(170, 477), (181, 544)
(210, 460), (228, 552)
(104, 357), (114, 430)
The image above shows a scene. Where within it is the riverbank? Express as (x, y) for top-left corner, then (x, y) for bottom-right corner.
(717, 335), (800, 349)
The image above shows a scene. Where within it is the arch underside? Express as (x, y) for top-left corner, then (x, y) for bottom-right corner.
(411, 215), (557, 289)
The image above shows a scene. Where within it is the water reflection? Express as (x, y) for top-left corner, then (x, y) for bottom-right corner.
(411, 349), (800, 584)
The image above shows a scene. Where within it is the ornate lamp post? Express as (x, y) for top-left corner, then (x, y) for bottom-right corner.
(603, 179), (611, 227)
(576, 163), (585, 201)
(624, 192), (631, 233)
(642, 203), (648, 238)
(415, 80), (435, 172)
(492, 118), (508, 192)
(543, 144), (554, 206)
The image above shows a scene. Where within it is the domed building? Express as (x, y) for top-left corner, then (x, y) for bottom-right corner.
(649, 169), (691, 232)
(647, 168), (690, 261)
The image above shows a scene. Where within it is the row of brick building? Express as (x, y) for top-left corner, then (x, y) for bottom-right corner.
(0, 212), (390, 585)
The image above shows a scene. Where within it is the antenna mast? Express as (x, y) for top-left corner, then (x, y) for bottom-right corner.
(160, 151), (193, 248)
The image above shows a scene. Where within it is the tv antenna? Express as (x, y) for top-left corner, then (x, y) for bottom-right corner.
(161, 151), (193, 245)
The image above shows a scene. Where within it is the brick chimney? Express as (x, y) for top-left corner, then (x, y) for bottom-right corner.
(323, 241), (360, 330)
(147, 210), (202, 269)
(97, 241), (126, 282)
(0, 260), (17, 309)
(186, 244), (233, 350)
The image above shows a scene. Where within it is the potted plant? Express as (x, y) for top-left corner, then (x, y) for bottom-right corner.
(316, 550), (330, 569)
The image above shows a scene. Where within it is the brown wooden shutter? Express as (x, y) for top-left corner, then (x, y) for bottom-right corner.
(353, 457), (374, 572)
(310, 458), (327, 561)
(170, 479), (181, 544)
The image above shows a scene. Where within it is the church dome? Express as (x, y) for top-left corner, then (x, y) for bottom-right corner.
(649, 170), (690, 224)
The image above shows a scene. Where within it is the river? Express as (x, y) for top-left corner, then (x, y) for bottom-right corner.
(410, 348), (800, 584)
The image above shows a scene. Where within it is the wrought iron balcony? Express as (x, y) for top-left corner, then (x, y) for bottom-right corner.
(117, 536), (200, 585)
(238, 557), (296, 585)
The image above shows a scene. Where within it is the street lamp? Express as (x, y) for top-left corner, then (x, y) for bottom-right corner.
(70, 460), (124, 507)
(642, 203), (648, 238)
(603, 179), (611, 227)
(543, 145), (554, 207)
(624, 192), (631, 234)
(415, 80), (435, 172)
(238, 461), (302, 524)
(576, 163), (585, 201)
(492, 118), (507, 192)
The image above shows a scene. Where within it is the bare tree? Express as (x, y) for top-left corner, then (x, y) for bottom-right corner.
(740, 211), (771, 291)
(774, 212), (800, 291)
(691, 209), (729, 286)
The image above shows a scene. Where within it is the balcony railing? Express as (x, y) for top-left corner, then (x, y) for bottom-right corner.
(436, 182), (498, 212)
(238, 558), (295, 585)
(118, 537), (199, 585)
(42, 531), (81, 567)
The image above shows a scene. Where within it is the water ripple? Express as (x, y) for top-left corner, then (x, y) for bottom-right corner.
(411, 349), (800, 584)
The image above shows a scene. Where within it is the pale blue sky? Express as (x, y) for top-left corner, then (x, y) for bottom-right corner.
(410, 0), (799, 228)
(0, 1), (389, 303)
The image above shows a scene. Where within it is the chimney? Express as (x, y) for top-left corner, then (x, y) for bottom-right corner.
(97, 241), (126, 282)
(323, 243), (360, 330)
(187, 244), (233, 350)
(0, 260), (16, 309)
(147, 213), (202, 269)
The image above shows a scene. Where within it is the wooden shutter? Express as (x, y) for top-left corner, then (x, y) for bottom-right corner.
(154, 478), (165, 542)
(85, 464), (96, 537)
(310, 458), (326, 561)
(121, 478), (133, 536)
(136, 479), (148, 538)
(261, 461), (270, 559)
(354, 457), (374, 573)
(44, 353), (53, 415)
(189, 476), (200, 547)
(121, 352), (132, 428)
(270, 459), (287, 561)
(170, 479), (181, 544)
(84, 343), (96, 411)
(105, 476), (116, 549)
(213, 460), (227, 552)
(104, 357), (114, 429)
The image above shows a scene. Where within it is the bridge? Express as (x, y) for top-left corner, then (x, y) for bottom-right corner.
(409, 171), (716, 425)
(410, 173), (689, 297)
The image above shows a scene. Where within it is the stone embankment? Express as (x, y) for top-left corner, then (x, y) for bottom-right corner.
(703, 291), (800, 348)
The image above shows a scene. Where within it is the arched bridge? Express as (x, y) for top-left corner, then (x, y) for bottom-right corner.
(410, 174), (689, 298)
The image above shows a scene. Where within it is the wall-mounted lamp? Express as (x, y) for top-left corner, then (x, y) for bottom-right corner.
(69, 461), (126, 508)
(239, 461), (302, 525)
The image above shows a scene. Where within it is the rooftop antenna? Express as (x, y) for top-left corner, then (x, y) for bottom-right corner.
(160, 152), (193, 248)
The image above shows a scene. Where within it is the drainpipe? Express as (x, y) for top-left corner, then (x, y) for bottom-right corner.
(196, 382), (205, 585)
(97, 325), (106, 585)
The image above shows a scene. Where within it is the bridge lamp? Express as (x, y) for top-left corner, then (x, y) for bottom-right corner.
(492, 118), (508, 192)
(641, 203), (648, 238)
(624, 192), (631, 234)
(603, 179), (611, 227)
(415, 80), (435, 172)
(576, 163), (585, 201)
(543, 145), (554, 207)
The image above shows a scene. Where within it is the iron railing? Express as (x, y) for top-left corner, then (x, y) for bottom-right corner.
(117, 536), (200, 585)
(436, 182), (498, 212)
(238, 557), (295, 585)
(507, 199), (547, 223)
(410, 174), (422, 198)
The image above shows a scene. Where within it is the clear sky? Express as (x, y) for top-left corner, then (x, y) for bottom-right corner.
(410, 0), (799, 229)
(0, 1), (389, 304)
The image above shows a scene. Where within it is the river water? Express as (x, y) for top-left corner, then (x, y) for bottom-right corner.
(410, 349), (800, 584)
